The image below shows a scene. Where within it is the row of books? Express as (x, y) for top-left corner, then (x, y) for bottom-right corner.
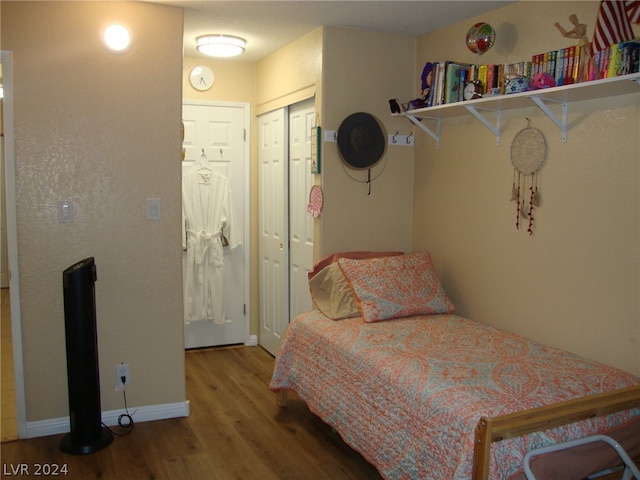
(424, 61), (518, 107)
(531, 39), (640, 86)
(422, 40), (639, 108)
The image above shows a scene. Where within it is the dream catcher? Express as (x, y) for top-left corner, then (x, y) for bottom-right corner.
(510, 118), (547, 235)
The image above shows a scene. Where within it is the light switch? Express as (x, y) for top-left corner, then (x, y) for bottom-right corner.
(147, 198), (161, 221)
(58, 200), (74, 223)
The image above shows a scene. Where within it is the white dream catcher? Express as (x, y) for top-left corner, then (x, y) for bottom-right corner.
(510, 118), (547, 235)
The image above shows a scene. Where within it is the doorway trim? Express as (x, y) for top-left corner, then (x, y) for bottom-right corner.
(2, 50), (27, 439)
(181, 99), (253, 345)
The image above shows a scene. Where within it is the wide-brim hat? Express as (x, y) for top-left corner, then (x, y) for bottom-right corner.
(337, 112), (386, 169)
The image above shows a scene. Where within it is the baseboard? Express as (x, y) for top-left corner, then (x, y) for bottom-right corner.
(244, 334), (258, 346)
(25, 400), (190, 439)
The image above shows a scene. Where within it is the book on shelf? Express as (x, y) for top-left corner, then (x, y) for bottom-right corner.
(555, 48), (566, 86)
(624, 40), (640, 75)
(424, 61), (440, 106)
(602, 40), (640, 78)
(444, 62), (472, 103)
(435, 61), (446, 106)
(485, 64), (500, 94)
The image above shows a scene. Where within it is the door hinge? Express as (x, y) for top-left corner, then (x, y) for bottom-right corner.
(243, 304), (246, 315)
(243, 129), (247, 142)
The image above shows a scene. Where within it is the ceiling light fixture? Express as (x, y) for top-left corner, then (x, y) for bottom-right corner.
(196, 34), (246, 58)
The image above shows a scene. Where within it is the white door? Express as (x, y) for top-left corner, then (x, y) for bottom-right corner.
(258, 108), (288, 356)
(182, 101), (249, 348)
(288, 99), (314, 318)
(259, 99), (314, 356)
(1, 132), (8, 288)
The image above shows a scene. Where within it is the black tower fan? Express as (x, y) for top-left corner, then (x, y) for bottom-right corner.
(60, 257), (113, 454)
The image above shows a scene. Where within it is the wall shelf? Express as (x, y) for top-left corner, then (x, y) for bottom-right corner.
(394, 72), (640, 147)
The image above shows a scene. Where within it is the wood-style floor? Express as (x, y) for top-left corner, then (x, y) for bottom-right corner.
(0, 345), (383, 479)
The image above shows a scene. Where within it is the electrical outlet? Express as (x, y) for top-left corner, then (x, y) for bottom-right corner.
(115, 363), (130, 392)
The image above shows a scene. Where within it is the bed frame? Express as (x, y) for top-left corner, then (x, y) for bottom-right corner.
(276, 385), (640, 480)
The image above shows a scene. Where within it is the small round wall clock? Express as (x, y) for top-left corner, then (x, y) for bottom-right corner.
(189, 65), (214, 91)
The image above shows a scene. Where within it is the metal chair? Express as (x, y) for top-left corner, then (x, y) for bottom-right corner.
(523, 434), (640, 480)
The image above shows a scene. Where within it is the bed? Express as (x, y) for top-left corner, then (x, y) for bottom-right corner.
(269, 251), (640, 480)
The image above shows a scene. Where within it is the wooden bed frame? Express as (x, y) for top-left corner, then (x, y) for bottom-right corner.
(276, 385), (640, 480)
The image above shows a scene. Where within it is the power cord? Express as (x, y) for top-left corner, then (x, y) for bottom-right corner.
(102, 377), (135, 436)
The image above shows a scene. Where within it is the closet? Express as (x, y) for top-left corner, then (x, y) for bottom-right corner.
(258, 98), (315, 355)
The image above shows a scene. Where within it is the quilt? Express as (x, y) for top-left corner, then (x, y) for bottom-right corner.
(269, 311), (640, 479)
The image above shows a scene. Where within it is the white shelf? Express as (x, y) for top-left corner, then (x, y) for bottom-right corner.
(395, 73), (640, 147)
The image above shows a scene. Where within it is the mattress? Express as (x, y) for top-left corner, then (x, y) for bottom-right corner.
(269, 311), (640, 479)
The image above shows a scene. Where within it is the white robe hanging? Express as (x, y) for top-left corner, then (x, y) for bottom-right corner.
(182, 169), (239, 324)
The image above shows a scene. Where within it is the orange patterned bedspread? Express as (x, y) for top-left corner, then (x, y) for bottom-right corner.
(269, 311), (640, 479)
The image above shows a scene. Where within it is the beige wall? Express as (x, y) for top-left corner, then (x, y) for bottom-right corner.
(2, 2), (186, 422)
(255, 28), (322, 115)
(183, 58), (255, 104)
(320, 26), (416, 256)
(413, 1), (640, 375)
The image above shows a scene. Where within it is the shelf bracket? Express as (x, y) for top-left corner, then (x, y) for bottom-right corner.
(529, 96), (568, 142)
(463, 105), (501, 145)
(405, 114), (441, 149)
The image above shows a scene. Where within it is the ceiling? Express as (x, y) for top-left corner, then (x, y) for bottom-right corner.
(152, 1), (512, 62)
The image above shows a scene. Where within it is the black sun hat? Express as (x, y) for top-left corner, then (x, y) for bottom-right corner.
(337, 112), (386, 169)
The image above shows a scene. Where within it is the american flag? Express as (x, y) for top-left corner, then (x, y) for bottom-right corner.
(592, 1), (640, 52)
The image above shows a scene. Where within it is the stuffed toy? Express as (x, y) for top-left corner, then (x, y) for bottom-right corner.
(389, 62), (435, 113)
(529, 72), (556, 90)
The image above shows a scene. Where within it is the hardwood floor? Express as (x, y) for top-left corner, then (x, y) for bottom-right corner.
(0, 345), (383, 479)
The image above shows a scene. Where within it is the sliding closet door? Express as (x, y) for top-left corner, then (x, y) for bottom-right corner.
(258, 108), (288, 356)
(288, 99), (314, 318)
(258, 99), (314, 356)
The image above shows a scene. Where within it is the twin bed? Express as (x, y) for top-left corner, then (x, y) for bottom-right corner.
(269, 251), (640, 480)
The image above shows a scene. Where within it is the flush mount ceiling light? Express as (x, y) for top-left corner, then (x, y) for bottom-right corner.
(196, 34), (246, 58)
(102, 24), (131, 54)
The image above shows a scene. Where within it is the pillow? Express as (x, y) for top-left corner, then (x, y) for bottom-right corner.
(338, 252), (455, 323)
(308, 263), (360, 320)
(308, 251), (403, 281)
